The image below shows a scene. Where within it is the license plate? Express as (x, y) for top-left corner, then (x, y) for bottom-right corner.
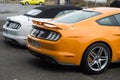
(30, 40), (40, 48)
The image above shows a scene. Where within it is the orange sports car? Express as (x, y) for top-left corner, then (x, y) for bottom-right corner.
(27, 7), (120, 74)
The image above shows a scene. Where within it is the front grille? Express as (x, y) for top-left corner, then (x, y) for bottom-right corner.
(30, 26), (61, 41)
(6, 20), (21, 29)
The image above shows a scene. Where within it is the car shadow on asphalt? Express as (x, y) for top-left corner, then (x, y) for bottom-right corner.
(3, 40), (27, 49)
(109, 62), (120, 69)
(28, 57), (120, 74)
(28, 58), (81, 73)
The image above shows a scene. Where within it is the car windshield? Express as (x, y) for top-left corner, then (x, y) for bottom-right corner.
(53, 10), (100, 23)
(24, 9), (42, 17)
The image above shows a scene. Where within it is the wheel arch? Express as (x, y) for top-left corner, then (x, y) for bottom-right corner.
(79, 41), (112, 74)
(79, 41), (112, 66)
(25, 1), (29, 5)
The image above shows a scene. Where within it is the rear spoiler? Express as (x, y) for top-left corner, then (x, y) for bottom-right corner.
(32, 20), (62, 29)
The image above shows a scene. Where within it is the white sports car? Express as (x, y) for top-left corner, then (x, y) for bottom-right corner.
(3, 5), (82, 46)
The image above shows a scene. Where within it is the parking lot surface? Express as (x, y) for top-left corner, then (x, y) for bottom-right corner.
(0, 3), (120, 80)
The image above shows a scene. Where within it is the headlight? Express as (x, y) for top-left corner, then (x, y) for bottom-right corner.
(30, 27), (61, 41)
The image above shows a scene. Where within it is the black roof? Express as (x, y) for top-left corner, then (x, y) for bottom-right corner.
(25, 5), (82, 18)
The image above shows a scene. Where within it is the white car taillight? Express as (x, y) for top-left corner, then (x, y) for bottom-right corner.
(6, 21), (21, 29)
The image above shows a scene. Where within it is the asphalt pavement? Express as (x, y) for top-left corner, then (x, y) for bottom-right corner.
(0, 3), (120, 80)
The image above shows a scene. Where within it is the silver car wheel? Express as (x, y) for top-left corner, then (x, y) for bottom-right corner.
(88, 46), (108, 71)
(81, 43), (111, 74)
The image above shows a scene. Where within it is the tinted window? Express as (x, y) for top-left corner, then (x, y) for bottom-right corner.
(97, 17), (113, 25)
(53, 10), (100, 23)
(114, 14), (120, 25)
(97, 16), (119, 26)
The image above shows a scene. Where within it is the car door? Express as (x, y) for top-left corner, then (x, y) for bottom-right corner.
(33, 0), (38, 4)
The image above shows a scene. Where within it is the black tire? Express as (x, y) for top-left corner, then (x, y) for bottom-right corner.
(81, 43), (111, 74)
(25, 2), (29, 5)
